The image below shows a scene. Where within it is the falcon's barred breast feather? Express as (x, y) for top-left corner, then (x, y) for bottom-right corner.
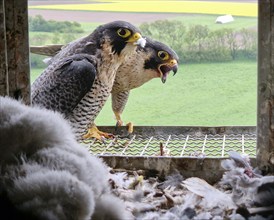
(31, 20), (146, 141)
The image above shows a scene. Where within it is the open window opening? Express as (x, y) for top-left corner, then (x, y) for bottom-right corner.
(2, 0), (274, 181)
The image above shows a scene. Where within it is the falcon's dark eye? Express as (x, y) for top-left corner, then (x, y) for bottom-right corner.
(158, 51), (169, 60)
(117, 28), (131, 38)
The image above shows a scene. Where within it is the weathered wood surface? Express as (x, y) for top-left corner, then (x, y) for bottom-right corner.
(257, 0), (274, 172)
(0, 0), (8, 96)
(0, 0), (30, 104)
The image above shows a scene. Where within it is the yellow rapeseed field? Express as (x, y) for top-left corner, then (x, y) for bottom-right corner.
(29, 0), (257, 17)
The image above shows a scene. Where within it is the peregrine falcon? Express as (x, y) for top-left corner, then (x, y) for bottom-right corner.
(30, 37), (178, 137)
(110, 37), (179, 132)
(31, 20), (146, 141)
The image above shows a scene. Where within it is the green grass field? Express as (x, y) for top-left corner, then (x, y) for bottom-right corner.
(96, 61), (257, 126)
(29, 8), (258, 127)
(31, 60), (257, 126)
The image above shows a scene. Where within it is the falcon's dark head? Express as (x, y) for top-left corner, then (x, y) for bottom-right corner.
(95, 20), (146, 55)
(143, 37), (179, 83)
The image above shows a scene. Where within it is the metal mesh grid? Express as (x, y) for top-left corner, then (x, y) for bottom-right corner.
(82, 126), (256, 158)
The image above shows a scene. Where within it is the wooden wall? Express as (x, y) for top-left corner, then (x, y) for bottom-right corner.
(0, 0), (274, 171)
(0, 0), (30, 104)
(257, 0), (274, 172)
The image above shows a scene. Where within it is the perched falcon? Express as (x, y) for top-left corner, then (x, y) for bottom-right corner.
(31, 20), (146, 141)
(30, 37), (178, 136)
(111, 37), (179, 132)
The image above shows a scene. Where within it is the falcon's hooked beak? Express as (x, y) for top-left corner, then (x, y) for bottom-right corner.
(158, 59), (178, 83)
(127, 33), (146, 48)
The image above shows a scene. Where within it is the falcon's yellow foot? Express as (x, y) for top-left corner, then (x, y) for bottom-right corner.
(114, 112), (134, 135)
(83, 126), (115, 141)
(114, 112), (123, 129)
(115, 121), (134, 135)
(126, 122), (134, 134)
(115, 120), (123, 134)
(115, 119), (123, 127)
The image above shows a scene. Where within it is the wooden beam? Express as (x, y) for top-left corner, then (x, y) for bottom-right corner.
(4, 0), (30, 104)
(257, 0), (274, 172)
(0, 0), (8, 96)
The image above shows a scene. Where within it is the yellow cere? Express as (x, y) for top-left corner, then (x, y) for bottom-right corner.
(29, 0), (257, 17)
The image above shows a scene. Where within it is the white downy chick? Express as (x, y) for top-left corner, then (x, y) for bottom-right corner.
(0, 96), (132, 220)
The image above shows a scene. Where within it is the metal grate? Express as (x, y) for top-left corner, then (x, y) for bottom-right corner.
(82, 126), (256, 158)
(81, 126), (257, 183)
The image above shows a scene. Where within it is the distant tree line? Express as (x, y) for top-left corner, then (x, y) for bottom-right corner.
(29, 15), (85, 68)
(29, 15), (84, 33)
(139, 20), (257, 63)
(29, 18), (257, 68)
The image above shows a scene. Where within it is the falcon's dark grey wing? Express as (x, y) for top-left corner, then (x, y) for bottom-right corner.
(32, 54), (97, 117)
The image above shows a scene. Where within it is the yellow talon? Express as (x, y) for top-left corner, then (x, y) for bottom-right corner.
(83, 126), (114, 141)
(114, 112), (134, 134)
(126, 122), (134, 134)
(116, 119), (123, 127)
(114, 112), (123, 127)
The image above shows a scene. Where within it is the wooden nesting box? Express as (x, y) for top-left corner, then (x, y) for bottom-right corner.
(1, 0), (274, 182)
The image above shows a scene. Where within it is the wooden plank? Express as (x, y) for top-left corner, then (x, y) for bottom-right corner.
(100, 155), (257, 185)
(0, 0), (8, 96)
(257, 0), (274, 172)
(4, 0), (30, 104)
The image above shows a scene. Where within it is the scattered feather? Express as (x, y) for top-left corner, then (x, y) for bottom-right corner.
(182, 177), (236, 210)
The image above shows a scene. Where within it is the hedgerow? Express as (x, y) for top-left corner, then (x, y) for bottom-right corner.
(140, 20), (257, 63)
